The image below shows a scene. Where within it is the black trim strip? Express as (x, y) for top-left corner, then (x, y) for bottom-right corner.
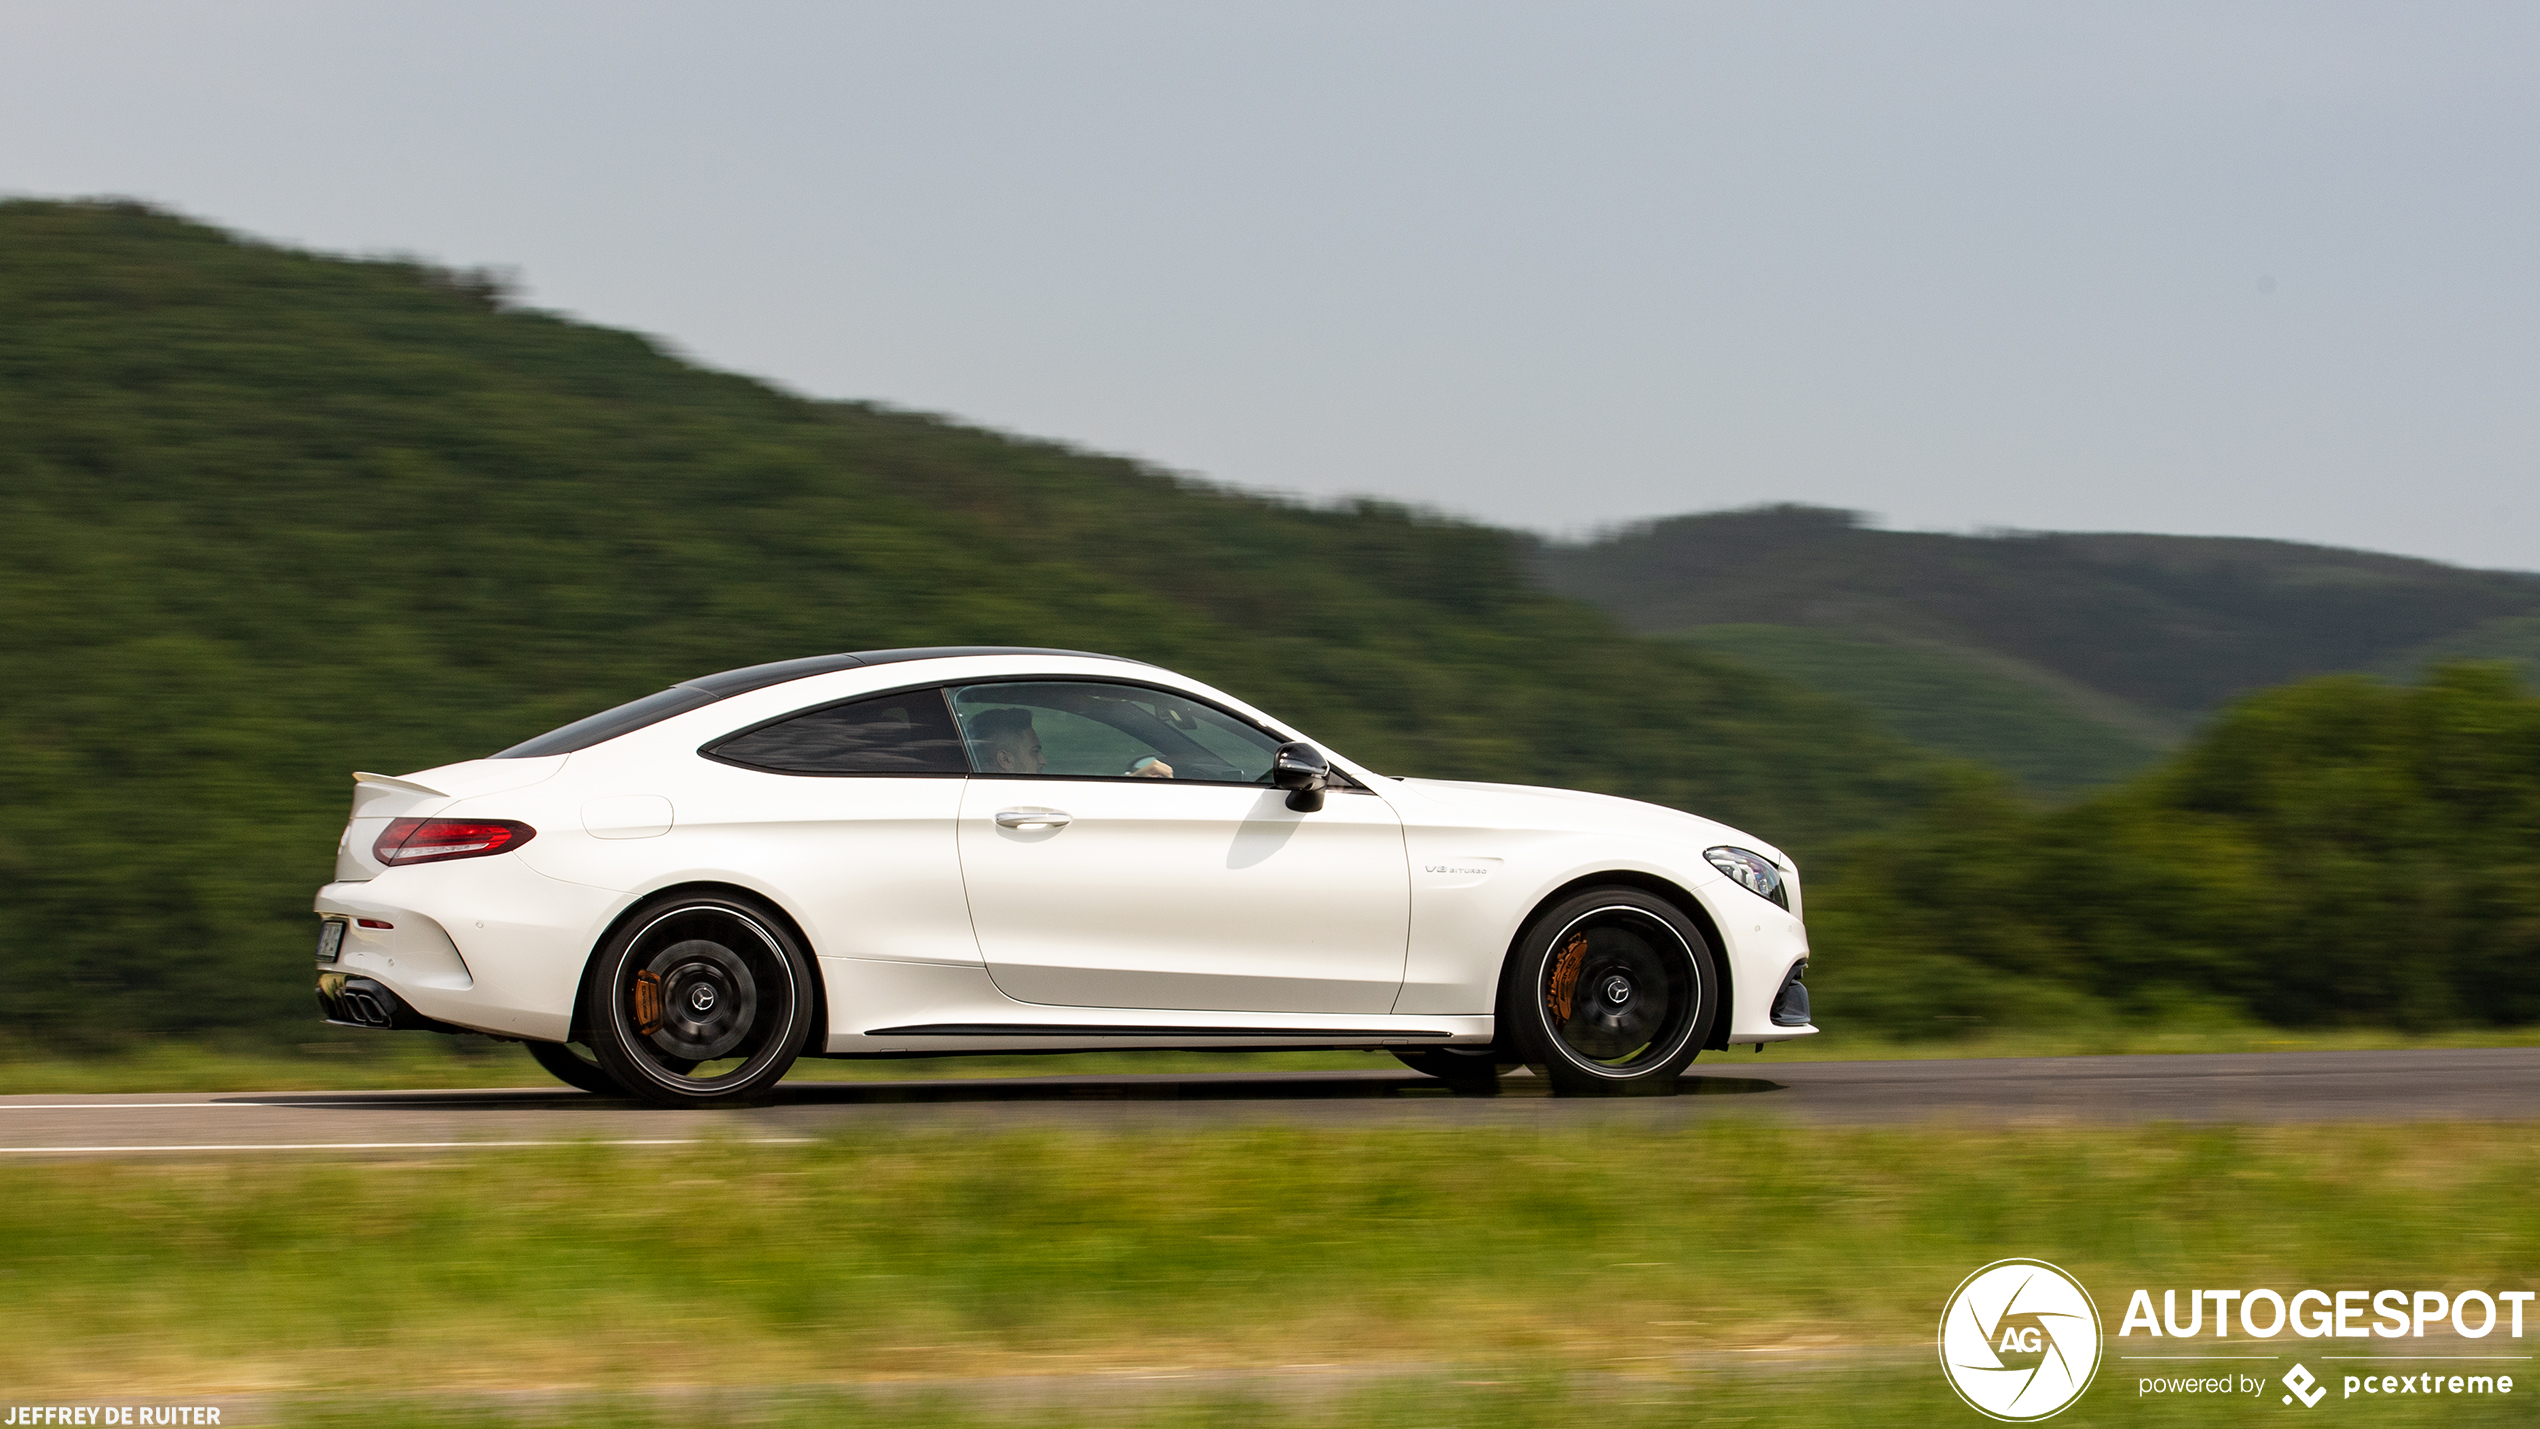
(864, 1023), (1455, 1039)
(685, 647), (1142, 699)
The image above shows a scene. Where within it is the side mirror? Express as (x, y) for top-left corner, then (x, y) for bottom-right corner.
(1272, 741), (1330, 812)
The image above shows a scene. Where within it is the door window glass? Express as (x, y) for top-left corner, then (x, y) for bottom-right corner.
(950, 682), (1284, 783)
(708, 689), (968, 774)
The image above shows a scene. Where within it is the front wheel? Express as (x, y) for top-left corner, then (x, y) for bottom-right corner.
(1502, 887), (1716, 1096)
(585, 893), (816, 1108)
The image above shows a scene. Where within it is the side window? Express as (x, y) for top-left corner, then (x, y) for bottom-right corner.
(950, 682), (1285, 783)
(708, 689), (968, 775)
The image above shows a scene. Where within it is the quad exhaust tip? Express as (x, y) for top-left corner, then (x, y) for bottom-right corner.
(317, 973), (402, 1028)
(315, 972), (469, 1035)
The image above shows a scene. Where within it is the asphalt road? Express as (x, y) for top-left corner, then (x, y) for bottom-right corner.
(1, 1048), (2532, 1157)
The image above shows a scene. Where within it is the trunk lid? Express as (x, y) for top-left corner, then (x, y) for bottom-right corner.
(332, 757), (568, 881)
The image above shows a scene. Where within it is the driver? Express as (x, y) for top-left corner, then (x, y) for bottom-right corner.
(969, 707), (1173, 778)
(969, 707), (1045, 775)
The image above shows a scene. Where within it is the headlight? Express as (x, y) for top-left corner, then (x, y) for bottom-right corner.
(1705, 846), (1788, 910)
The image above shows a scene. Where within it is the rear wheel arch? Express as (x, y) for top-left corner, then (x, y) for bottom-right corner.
(1497, 870), (1735, 1051)
(568, 881), (829, 1055)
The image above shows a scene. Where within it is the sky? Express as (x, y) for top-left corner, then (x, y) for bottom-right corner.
(4, 2), (2537, 569)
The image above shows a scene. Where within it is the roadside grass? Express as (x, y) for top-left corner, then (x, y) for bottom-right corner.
(3, 1121), (2533, 1405)
(9, 1022), (2539, 1094)
(264, 1371), (2535, 1429)
(1737, 1021), (2540, 1063)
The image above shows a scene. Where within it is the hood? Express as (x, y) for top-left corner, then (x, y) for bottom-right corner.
(1392, 777), (1793, 869)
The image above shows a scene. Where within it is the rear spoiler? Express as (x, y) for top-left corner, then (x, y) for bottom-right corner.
(350, 770), (451, 822)
(353, 771), (447, 796)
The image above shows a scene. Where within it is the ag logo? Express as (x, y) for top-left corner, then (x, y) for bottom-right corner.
(1940, 1259), (2102, 1421)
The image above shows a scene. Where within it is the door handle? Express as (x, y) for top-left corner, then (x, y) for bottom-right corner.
(994, 808), (1073, 830)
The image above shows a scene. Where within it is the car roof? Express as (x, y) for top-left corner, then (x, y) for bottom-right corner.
(489, 648), (1155, 760)
(679, 647), (1147, 700)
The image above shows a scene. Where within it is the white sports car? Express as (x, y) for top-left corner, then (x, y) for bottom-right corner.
(313, 648), (1815, 1104)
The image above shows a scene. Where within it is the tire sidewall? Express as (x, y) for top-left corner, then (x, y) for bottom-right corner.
(587, 892), (815, 1107)
(526, 1038), (627, 1096)
(1504, 887), (1716, 1094)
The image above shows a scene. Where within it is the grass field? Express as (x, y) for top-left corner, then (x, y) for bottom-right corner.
(263, 1368), (2539, 1429)
(4, 1121), (2533, 1424)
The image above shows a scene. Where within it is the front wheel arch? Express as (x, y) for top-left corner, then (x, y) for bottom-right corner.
(1495, 871), (1736, 1052)
(568, 881), (829, 1057)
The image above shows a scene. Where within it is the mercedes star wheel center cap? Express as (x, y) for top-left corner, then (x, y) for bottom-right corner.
(691, 986), (716, 1012)
(1603, 974), (1633, 1005)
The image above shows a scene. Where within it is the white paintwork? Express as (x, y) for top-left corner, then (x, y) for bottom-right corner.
(581, 795), (675, 839)
(958, 776), (1408, 1013)
(313, 652), (1817, 1055)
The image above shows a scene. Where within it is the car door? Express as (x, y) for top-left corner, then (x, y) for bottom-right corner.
(950, 679), (1410, 1014)
(687, 686), (977, 966)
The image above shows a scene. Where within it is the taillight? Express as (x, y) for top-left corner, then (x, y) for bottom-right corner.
(374, 818), (537, 866)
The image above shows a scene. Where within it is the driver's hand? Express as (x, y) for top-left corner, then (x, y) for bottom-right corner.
(1128, 756), (1175, 778)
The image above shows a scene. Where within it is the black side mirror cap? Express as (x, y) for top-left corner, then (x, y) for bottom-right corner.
(1273, 741), (1330, 812)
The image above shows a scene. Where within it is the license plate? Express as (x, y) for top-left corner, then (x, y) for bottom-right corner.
(316, 920), (345, 963)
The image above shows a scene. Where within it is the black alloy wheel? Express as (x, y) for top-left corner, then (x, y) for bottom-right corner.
(585, 893), (816, 1108)
(1390, 1047), (1506, 1095)
(1503, 887), (1716, 1096)
(525, 1038), (626, 1095)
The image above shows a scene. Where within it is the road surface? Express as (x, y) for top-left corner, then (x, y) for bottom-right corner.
(0, 1048), (2531, 1157)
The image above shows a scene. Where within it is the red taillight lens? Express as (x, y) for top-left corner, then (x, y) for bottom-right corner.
(374, 818), (537, 867)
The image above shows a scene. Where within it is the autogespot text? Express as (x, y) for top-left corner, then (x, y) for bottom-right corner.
(2120, 1287), (2531, 1341)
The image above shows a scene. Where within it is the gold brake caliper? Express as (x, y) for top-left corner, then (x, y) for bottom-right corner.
(632, 969), (664, 1035)
(1548, 934), (1588, 1022)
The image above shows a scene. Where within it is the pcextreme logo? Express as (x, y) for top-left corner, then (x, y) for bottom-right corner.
(1940, 1259), (2104, 1421)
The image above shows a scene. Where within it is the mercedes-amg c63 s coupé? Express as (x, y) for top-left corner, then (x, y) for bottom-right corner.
(312, 647), (1815, 1104)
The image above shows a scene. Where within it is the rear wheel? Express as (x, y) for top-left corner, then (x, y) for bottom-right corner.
(525, 1039), (625, 1095)
(1502, 887), (1715, 1096)
(586, 892), (816, 1108)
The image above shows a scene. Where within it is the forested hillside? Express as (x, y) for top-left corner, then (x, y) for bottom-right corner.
(1537, 505), (2540, 789)
(0, 200), (1937, 1046)
(1811, 665), (2540, 1035)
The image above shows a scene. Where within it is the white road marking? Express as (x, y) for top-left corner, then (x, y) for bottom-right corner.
(0, 1103), (272, 1110)
(0, 1099), (601, 1110)
(0, 1138), (817, 1153)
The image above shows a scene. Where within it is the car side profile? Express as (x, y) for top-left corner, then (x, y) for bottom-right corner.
(312, 647), (1815, 1104)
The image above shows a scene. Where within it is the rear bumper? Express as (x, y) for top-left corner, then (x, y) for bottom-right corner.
(315, 972), (474, 1034)
(314, 858), (620, 1041)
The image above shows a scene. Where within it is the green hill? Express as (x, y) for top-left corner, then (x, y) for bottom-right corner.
(1536, 505), (2540, 789)
(1810, 664), (2540, 1036)
(0, 199), (1941, 1047)
(1668, 625), (2172, 792)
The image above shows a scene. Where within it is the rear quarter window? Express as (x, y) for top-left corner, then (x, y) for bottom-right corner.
(707, 689), (969, 775)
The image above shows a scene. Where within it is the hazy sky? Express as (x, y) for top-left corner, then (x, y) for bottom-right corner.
(5, 3), (2536, 568)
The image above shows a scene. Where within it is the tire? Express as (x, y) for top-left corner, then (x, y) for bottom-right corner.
(1501, 887), (1716, 1096)
(585, 892), (817, 1108)
(1390, 1047), (1505, 1095)
(525, 1039), (626, 1096)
